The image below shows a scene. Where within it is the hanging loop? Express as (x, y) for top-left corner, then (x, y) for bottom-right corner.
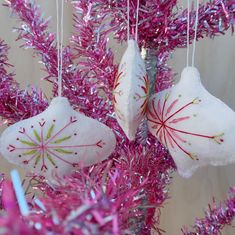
(56, 0), (64, 97)
(127, 0), (140, 41)
(135, 0), (140, 41)
(186, 0), (199, 67)
(192, 0), (199, 67)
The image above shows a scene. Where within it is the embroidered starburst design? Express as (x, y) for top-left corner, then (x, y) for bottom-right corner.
(113, 62), (149, 121)
(147, 93), (224, 160)
(7, 116), (105, 171)
(113, 70), (124, 103)
(113, 69), (124, 120)
(134, 74), (149, 116)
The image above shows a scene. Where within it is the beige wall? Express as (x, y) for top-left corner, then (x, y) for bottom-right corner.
(0, 1), (235, 234)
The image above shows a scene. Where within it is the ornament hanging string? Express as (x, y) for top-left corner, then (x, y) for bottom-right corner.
(56, 0), (64, 97)
(186, 0), (199, 67)
(135, 0), (140, 41)
(127, 0), (140, 41)
(186, 0), (190, 67)
(192, 0), (199, 67)
(127, 0), (130, 40)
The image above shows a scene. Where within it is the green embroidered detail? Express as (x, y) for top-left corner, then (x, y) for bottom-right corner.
(33, 130), (41, 142)
(23, 149), (38, 156)
(54, 148), (73, 154)
(52, 136), (71, 144)
(34, 154), (41, 166)
(46, 124), (55, 140)
(46, 153), (56, 166)
(20, 140), (37, 146)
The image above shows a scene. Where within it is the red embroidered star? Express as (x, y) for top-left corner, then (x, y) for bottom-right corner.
(147, 93), (224, 160)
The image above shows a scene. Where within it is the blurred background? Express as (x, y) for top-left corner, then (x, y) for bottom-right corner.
(0, 1), (234, 234)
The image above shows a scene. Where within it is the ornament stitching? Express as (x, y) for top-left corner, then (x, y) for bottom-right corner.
(147, 93), (224, 160)
(7, 116), (105, 171)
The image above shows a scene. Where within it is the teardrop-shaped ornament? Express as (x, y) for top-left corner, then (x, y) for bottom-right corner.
(113, 39), (149, 140)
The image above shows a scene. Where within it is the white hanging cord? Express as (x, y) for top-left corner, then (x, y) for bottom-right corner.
(192, 0), (199, 67)
(60, 1), (64, 96)
(135, 0), (140, 41)
(56, 0), (64, 97)
(56, 0), (60, 92)
(186, 0), (190, 67)
(127, 0), (130, 41)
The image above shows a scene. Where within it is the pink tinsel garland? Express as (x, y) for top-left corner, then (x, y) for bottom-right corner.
(0, 40), (48, 123)
(0, 145), (175, 234)
(182, 187), (235, 235)
(0, 0), (234, 234)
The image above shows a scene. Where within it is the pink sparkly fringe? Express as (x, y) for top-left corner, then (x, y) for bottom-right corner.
(182, 187), (235, 235)
(0, 0), (234, 234)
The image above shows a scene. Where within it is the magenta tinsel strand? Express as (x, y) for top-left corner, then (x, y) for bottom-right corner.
(0, 144), (174, 234)
(70, 0), (235, 95)
(182, 187), (235, 235)
(1, 2), (175, 231)
(3, 0), (58, 73)
(155, 51), (176, 92)
(4, 1), (74, 89)
(167, 0), (235, 50)
(0, 39), (48, 123)
(78, 0), (235, 49)
(0, 0), (234, 234)
(4, 0), (117, 124)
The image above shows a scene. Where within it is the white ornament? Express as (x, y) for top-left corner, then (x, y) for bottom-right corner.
(113, 39), (149, 140)
(0, 97), (116, 182)
(147, 66), (235, 178)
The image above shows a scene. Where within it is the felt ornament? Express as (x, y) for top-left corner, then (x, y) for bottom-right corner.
(113, 40), (149, 140)
(113, 0), (149, 141)
(147, 66), (235, 177)
(0, 97), (116, 181)
(0, 1), (116, 183)
(147, 0), (235, 177)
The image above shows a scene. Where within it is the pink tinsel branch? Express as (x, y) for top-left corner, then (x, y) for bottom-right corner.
(3, 0), (59, 80)
(70, 0), (235, 95)
(0, 144), (174, 234)
(155, 51), (176, 92)
(0, 39), (48, 123)
(4, 0), (81, 100)
(167, 0), (235, 51)
(0, 0), (234, 234)
(4, 0), (116, 123)
(1, 2), (176, 233)
(61, 0), (119, 120)
(71, 1), (117, 90)
(81, 0), (235, 49)
(182, 187), (235, 235)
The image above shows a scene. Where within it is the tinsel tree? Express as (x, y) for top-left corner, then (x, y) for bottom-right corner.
(0, 0), (234, 234)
